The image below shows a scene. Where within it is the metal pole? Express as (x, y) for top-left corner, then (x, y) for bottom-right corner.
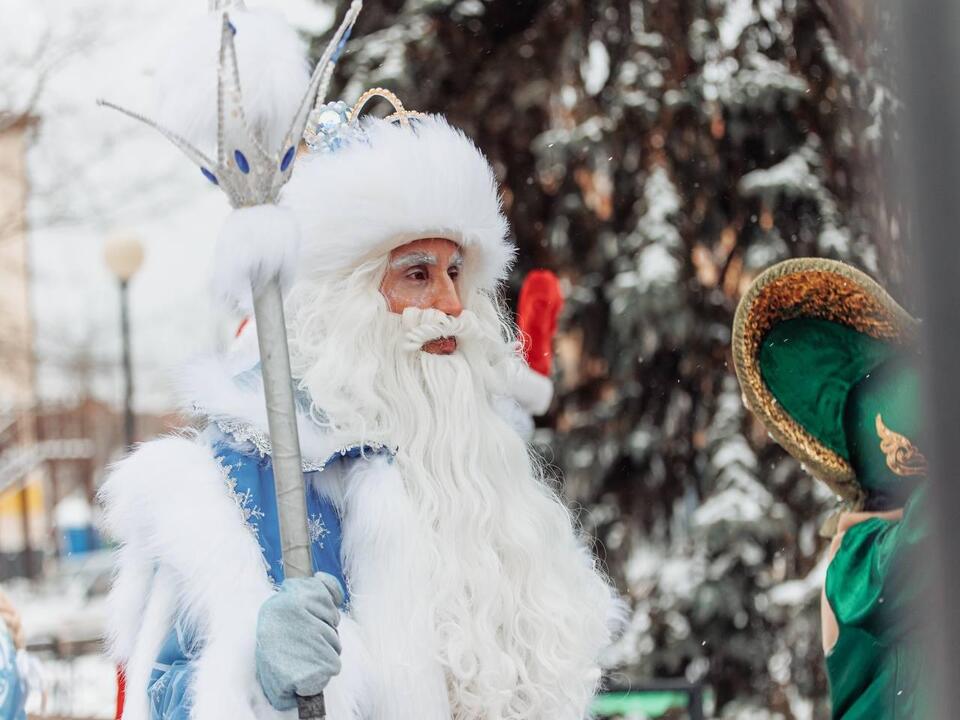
(250, 277), (324, 718)
(687, 684), (704, 720)
(119, 279), (135, 448)
(18, 473), (32, 579)
(897, 0), (960, 716)
(252, 279), (311, 578)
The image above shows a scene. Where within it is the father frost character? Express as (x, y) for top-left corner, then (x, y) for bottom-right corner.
(101, 100), (621, 720)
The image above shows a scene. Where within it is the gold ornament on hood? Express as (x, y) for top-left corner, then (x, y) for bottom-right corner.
(876, 414), (928, 477)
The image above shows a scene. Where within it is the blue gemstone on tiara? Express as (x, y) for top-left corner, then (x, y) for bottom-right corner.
(303, 100), (362, 154)
(280, 146), (296, 172)
(201, 167), (219, 185)
(318, 108), (344, 132)
(234, 150), (250, 174)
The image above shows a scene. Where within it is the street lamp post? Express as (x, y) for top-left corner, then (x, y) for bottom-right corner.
(104, 233), (144, 449)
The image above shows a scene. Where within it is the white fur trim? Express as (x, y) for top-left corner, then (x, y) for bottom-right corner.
(501, 358), (554, 416)
(282, 115), (515, 292)
(490, 396), (535, 441)
(157, 8), (308, 158)
(178, 357), (345, 464)
(100, 436), (279, 720)
(118, 567), (176, 720)
(318, 615), (372, 719)
(212, 205), (301, 312)
(228, 317), (261, 372)
(104, 539), (153, 665)
(487, 358), (554, 441)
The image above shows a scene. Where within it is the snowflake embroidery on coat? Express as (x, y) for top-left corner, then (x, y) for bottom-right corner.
(149, 670), (169, 698)
(216, 456), (265, 537)
(308, 513), (329, 547)
(225, 477), (266, 534)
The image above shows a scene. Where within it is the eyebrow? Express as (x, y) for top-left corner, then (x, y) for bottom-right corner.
(390, 250), (465, 270)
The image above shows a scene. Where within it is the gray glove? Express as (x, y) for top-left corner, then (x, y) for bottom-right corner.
(255, 573), (344, 710)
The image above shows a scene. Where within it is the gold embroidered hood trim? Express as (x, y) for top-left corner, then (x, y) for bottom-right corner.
(731, 258), (918, 508)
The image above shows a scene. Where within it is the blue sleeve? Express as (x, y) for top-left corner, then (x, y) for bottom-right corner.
(147, 623), (198, 720)
(0, 629), (27, 720)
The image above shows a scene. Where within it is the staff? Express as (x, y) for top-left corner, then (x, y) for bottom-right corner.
(100, 2), (363, 716)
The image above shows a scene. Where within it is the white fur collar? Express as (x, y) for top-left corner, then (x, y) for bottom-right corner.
(179, 358), (383, 470)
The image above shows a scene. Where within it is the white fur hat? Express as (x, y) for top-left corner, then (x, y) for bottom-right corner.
(281, 114), (515, 292)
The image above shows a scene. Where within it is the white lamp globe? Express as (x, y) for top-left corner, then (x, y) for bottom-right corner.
(104, 233), (144, 282)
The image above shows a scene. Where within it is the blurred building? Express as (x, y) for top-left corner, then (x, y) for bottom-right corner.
(0, 115), (47, 576)
(0, 117), (182, 579)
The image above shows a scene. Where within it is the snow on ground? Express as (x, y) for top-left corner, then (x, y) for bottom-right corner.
(25, 653), (116, 719)
(8, 550), (114, 717)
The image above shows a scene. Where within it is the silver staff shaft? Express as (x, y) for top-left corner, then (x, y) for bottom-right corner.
(251, 276), (326, 719)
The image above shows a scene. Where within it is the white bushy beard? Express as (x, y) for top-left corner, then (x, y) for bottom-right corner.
(286, 260), (617, 719)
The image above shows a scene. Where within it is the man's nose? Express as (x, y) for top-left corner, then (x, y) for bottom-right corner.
(432, 274), (463, 317)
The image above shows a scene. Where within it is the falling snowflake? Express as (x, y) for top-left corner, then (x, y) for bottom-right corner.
(308, 513), (329, 547)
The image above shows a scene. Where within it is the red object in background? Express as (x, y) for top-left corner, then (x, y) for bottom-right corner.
(235, 316), (251, 338)
(116, 666), (125, 719)
(517, 269), (564, 377)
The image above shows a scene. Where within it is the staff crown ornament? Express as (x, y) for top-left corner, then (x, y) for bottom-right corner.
(98, 0), (363, 208)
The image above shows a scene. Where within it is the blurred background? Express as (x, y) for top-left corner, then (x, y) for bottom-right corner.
(0, 0), (912, 717)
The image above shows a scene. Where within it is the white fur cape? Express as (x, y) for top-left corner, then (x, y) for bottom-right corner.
(100, 360), (540, 719)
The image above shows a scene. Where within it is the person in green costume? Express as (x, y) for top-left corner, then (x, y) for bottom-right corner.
(732, 257), (928, 719)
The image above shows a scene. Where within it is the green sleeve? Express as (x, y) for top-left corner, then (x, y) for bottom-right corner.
(824, 485), (929, 644)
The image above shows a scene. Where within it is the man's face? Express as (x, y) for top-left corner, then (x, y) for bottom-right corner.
(380, 237), (464, 355)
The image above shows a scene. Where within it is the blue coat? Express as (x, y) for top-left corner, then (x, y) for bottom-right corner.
(0, 627), (26, 720)
(146, 437), (385, 718)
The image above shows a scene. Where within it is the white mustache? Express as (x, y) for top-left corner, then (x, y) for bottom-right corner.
(399, 308), (482, 353)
